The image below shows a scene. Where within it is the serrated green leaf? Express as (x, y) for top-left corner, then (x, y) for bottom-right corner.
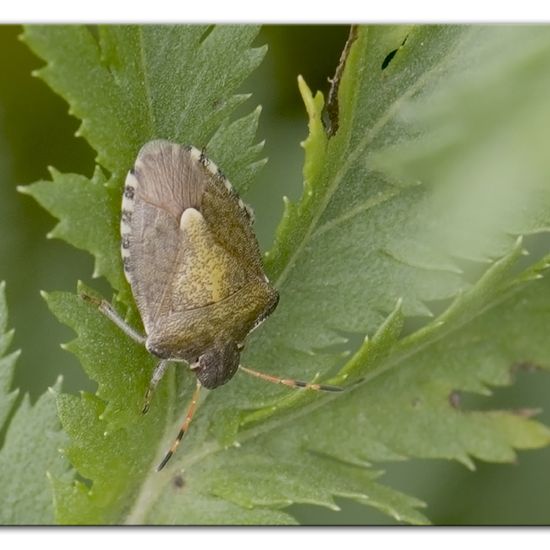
(22, 25), (265, 176)
(0, 282), (69, 524)
(19, 167), (127, 298)
(18, 24), (550, 525)
(299, 274), (550, 469)
(0, 282), (19, 428)
(237, 25), (550, 520)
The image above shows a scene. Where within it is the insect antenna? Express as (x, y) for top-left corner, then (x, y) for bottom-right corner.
(157, 380), (202, 471)
(238, 365), (343, 392)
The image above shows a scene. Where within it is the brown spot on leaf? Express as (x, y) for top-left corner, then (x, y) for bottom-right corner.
(172, 474), (185, 490)
(411, 397), (422, 408)
(449, 390), (461, 409)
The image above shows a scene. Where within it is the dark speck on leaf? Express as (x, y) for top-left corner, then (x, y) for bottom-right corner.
(449, 390), (461, 409)
(172, 474), (185, 489)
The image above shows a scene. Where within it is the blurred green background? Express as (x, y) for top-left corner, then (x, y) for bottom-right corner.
(1, 24), (550, 525)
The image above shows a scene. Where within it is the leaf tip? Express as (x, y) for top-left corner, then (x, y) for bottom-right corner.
(458, 454), (476, 471)
(515, 234), (524, 247)
(47, 165), (60, 178)
(298, 75), (316, 118)
(48, 375), (64, 394)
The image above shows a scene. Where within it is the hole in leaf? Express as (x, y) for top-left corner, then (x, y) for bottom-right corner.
(74, 470), (93, 489)
(381, 48), (398, 70)
(381, 35), (408, 70)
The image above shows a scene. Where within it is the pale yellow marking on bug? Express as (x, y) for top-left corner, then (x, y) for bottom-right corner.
(179, 208), (241, 304)
(206, 159), (219, 175)
(189, 146), (202, 163)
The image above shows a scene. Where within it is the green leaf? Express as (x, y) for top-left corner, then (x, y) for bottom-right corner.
(0, 282), (19, 428)
(234, 25), (550, 519)
(19, 167), (126, 297)
(0, 282), (69, 524)
(23, 25), (265, 176)
(19, 24), (550, 525)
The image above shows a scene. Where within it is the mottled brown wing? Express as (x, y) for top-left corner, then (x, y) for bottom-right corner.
(198, 161), (266, 280)
(120, 140), (265, 335)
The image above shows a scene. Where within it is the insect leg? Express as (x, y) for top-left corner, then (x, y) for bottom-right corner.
(238, 365), (343, 392)
(142, 359), (170, 414)
(157, 380), (202, 471)
(80, 292), (145, 345)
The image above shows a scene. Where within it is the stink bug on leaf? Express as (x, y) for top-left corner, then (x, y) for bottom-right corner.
(84, 140), (342, 471)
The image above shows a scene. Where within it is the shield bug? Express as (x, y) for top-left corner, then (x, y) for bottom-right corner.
(85, 140), (342, 471)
